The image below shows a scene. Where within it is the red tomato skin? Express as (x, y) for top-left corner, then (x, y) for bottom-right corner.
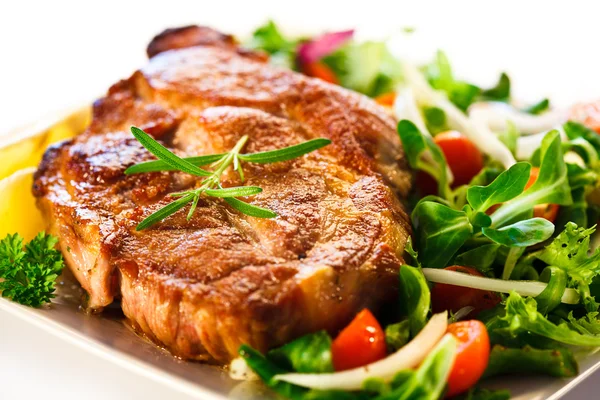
(301, 62), (339, 84)
(331, 309), (387, 371)
(434, 131), (484, 187)
(416, 170), (439, 197)
(375, 92), (397, 107)
(446, 320), (491, 397)
(570, 100), (600, 133)
(431, 266), (501, 316)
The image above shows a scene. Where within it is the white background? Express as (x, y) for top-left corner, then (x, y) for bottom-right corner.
(1, 0), (600, 398)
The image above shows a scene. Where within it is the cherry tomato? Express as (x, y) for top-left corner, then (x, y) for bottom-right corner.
(301, 62), (339, 85)
(570, 100), (600, 133)
(431, 266), (501, 316)
(434, 131), (484, 187)
(331, 309), (387, 371)
(525, 167), (560, 223)
(446, 320), (490, 397)
(375, 92), (397, 107)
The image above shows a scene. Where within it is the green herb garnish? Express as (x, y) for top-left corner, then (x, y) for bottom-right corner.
(126, 126), (330, 230)
(0, 232), (64, 307)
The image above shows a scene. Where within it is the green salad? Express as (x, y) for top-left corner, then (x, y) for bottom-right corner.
(227, 21), (600, 399)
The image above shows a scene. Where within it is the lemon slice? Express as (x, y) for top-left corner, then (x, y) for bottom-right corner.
(0, 105), (91, 180)
(0, 167), (47, 242)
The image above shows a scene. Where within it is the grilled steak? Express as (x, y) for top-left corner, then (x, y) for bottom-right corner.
(33, 26), (412, 362)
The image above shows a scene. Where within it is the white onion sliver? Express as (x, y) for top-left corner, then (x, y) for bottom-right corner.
(229, 357), (259, 381)
(516, 128), (567, 160)
(393, 87), (431, 137)
(273, 311), (448, 391)
(422, 268), (580, 304)
(468, 102), (568, 135)
(402, 62), (516, 169)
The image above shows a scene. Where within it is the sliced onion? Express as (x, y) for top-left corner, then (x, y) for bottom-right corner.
(402, 62), (516, 169)
(516, 127), (567, 160)
(393, 87), (431, 137)
(229, 357), (259, 381)
(422, 268), (580, 305)
(469, 102), (568, 135)
(273, 311), (448, 391)
(297, 30), (354, 65)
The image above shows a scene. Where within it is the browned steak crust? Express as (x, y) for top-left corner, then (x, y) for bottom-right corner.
(33, 26), (412, 362)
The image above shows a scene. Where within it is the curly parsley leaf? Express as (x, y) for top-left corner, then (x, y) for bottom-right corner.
(0, 233), (64, 307)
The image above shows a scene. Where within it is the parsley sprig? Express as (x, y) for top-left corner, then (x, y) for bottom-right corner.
(126, 126), (331, 230)
(0, 233), (65, 307)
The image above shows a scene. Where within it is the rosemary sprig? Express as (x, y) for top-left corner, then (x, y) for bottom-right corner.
(126, 126), (331, 230)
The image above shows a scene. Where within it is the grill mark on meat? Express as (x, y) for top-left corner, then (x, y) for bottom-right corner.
(33, 26), (413, 362)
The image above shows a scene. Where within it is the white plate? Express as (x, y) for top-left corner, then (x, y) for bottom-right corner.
(2, 269), (600, 400)
(3, 3), (600, 397)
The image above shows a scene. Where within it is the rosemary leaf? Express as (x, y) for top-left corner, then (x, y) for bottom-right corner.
(128, 127), (212, 177)
(205, 186), (263, 198)
(125, 153), (225, 174)
(136, 193), (195, 231)
(237, 138), (331, 164)
(224, 198), (277, 218)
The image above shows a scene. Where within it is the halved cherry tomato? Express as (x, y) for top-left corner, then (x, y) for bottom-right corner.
(431, 266), (501, 316)
(331, 309), (387, 371)
(301, 61), (339, 85)
(433, 131), (484, 187)
(446, 320), (490, 397)
(570, 100), (600, 133)
(526, 167), (560, 223)
(375, 92), (397, 107)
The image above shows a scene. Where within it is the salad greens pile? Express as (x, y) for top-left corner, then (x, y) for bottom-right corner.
(234, 21), (600, 400)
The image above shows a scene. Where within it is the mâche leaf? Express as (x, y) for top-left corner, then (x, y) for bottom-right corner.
(399, 264), (431, 337)
(480, 73), (511, 102)
(385, 321), (411, 352)
(374, 335), (457, 400)
(453, 244), (500, 275)
(397, 119), (451, 199)
(467, 162), (531, 213)
(563, 121), (600, 157)
(268, 331), (334, 373)
(481, 218), (555, 247)
(490, 130), (573, 227)
(411, 201), (473, 269)
(535, 267), (567, 314)
(523, 98), (550, 115)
